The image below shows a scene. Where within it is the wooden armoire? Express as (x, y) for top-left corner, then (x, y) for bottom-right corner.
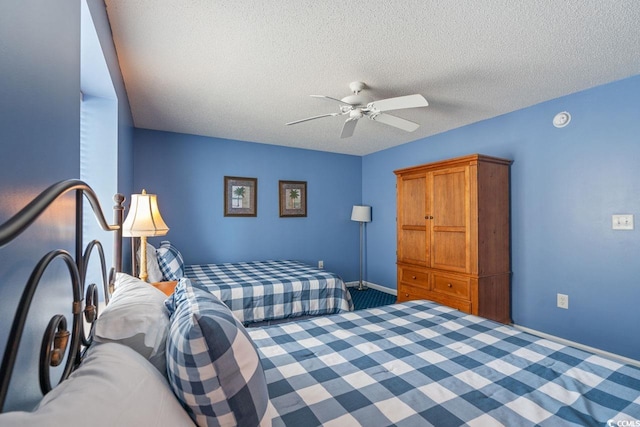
(395, 154), (512, 323)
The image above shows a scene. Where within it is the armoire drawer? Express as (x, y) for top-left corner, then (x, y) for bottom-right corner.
(400, 267), (429, 286)
(431, 274), (470, 299)
(397, 282), (431, 302)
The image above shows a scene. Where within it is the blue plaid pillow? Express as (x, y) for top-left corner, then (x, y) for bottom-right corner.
(166, 279), (273, 426)
(156, 240), (184, 280)
(164, 277), (189, 315)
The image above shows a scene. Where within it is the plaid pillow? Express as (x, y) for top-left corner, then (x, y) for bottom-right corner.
(164, 277), (189, 315)
(156, 240), (184, 280)
(166, 279), (273, 427)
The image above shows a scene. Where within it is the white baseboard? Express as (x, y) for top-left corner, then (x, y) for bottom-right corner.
(513, 324), (640, 368)
(346, 281), (397, 296)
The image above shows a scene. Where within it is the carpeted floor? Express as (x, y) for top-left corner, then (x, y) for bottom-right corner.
(348, 287), (397, 310)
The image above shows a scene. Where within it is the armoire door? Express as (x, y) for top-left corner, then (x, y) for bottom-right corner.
(429, 166), (470, 273)
(397, 173), (428, 266)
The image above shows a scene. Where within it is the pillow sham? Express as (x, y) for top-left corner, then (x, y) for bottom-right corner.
(166, 279), (273, 427)
(156, 240), (185, 281)
(138, 241), (164, 283)
(0, 343), (193, 427)
(94, 272), (170, 373)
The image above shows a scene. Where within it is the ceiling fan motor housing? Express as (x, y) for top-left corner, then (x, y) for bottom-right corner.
(342, 81), (370, 105)
(341, 94), (371, 106)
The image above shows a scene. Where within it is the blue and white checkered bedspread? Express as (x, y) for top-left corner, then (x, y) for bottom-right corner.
(248, 300), (640, 427)
(184, 260), (354, 325)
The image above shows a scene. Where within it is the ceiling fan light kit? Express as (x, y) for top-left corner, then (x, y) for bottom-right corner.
(286, 81), (429, 139)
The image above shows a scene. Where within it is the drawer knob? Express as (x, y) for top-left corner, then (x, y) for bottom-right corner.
(412, 275), (417, 280)
(405, 293), (409, 297)
(447, 283), (453, 288)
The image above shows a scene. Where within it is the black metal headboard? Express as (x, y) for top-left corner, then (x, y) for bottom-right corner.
(0, 180), (124, 411)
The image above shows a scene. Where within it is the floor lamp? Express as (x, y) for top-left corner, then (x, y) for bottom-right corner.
(122, 189), (169, 282)
(351, 205), (371, 291)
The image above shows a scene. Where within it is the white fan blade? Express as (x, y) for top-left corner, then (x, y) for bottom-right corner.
(340, 119), (358, 138)
(286, 112), (340, 126)
(371, 113), (420, 132)
(310, 95), (352, 105)
(367, 94), (428, 112)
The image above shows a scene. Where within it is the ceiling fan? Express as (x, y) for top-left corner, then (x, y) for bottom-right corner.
(286, 81), (429, 138)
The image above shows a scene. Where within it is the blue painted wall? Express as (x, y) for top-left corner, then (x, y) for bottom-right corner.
(0, 0), (133, 410)
(0, 0), (82, 411)
(363, 75), (640, 360)
(133, 129), (362, 281)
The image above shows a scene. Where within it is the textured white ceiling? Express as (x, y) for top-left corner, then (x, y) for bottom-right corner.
(104, 0), (640, 156)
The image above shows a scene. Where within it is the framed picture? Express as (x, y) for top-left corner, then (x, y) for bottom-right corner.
(224, 176), (257, 217)
(279, 180), (307, 217)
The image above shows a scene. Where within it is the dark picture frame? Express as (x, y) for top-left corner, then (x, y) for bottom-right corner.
(279, 180), (307, 217)
(224, 176), (257, 217)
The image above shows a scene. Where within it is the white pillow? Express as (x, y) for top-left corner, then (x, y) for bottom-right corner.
(0, 343), (193, 426)
(94, 272), (170, 373)
(137, 242), (164, 283)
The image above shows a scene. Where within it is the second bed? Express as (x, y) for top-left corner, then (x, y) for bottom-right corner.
(184, 259), (354, 325)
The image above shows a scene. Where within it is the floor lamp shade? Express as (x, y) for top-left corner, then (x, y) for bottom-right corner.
(123, 190), (169, 281)
(351, 205), (371, 223)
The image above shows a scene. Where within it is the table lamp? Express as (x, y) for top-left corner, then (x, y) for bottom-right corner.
(122, 189), (169, 282)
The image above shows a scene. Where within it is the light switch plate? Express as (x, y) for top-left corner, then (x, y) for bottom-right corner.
(612, 214), (634, 230)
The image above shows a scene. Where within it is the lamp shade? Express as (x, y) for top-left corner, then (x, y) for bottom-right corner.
(122, 190), (169, 237)
(351, 205), (371, 223)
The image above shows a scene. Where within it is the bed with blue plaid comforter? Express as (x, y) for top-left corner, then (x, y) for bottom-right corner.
(183, 260), (354, 325)
(248, 300), (640, 427)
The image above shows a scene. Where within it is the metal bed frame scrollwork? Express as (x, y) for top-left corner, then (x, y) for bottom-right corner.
(0, 180), (125, 412)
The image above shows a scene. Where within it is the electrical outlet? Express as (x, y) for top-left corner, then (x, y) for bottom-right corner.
(557, 293), (569, 309)
(318, 260), (324, 269)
